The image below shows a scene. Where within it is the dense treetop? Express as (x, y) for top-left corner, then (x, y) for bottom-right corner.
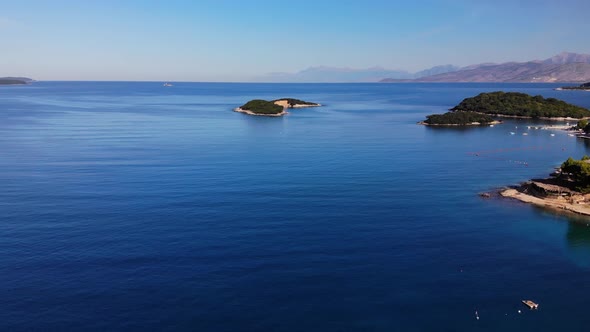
(239, 99), (284, 115)
(423, 111), (495, 125)
(560, 156), (590, 193)
(451, 91), (590, 118)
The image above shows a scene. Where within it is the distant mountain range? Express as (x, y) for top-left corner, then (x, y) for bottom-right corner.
(258, 52), (590, 83)
(258, 65), (459, 83)
(381, 52), (590, 83)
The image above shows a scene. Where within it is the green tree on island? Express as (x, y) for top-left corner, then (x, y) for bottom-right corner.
(561, 156), (590, 193)
(239, 100), (284, 115)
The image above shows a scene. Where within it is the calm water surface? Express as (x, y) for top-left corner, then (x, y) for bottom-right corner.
(1, 82), (590, 331)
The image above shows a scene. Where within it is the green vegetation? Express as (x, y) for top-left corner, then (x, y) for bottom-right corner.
(560, 156), (590, 193)
(239, 99), (284, 115)
(423, 111), (495, 125)
(451, 91), (590, 118)
(577, 119), (589, 130)
(272, 98), (318, 106)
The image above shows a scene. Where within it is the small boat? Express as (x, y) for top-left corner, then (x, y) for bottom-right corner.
(522, 300), (539, 310)
(569, 133), (575, 137)
(550, 133), (556, 137)
(163, 83), (173, 87)
(523, 133), (528, 136)
(510, 132), (516, 135)
(489, 124), (494, 127)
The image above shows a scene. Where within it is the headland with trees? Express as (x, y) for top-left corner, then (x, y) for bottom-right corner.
(421, 91), (590, 125)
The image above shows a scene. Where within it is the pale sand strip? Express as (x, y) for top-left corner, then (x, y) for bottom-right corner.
(292, 103), (321, 108)
(501, 188), (590, 216)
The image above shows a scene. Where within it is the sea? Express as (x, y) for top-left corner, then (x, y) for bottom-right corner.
(1, 82), (590, 331)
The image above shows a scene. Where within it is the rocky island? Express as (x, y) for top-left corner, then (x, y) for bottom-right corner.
(502, 156), (590, 216)
(420, 91), (590, 125)
(234, 98), (321, 116)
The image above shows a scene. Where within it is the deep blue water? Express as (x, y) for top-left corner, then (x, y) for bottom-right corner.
(2, 82), (590, 331)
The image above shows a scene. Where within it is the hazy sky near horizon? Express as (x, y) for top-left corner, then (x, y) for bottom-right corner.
(1, 0), (590, 81)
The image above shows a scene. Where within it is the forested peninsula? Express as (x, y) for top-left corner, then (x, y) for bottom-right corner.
(421, 91), (590, 126)
(234, 98), (321, 116)
(451, 92), (590, 119)
(559, 82), (590, 91)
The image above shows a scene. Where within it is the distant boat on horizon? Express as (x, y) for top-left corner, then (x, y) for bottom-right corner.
(163, 83), (173, 87)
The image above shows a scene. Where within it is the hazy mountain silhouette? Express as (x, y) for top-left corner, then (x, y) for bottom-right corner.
(381, 52), (590, 83)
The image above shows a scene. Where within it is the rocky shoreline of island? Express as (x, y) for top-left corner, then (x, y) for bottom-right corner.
(501, 186), (590, 216)
(499, 157), (590, 216)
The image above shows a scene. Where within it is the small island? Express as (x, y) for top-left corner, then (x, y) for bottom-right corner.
(234, 98), (321, 116)
(501, 156), (590, 216)
(558, 82), (590, 91)
(0, 77), (33, 85)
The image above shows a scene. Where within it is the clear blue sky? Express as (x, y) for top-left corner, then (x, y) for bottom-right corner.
(1, 0), (589, 81)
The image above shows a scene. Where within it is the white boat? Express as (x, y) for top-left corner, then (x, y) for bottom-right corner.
(523, 133), (528, 136)
(510, 132), (516, 135)
(163, 83), (173, 87)
(568, 134), (575, 137)
(489, 124), (494, 127)
(550, 133), (555, 137)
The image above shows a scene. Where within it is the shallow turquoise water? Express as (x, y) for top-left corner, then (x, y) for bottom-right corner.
(1, 82), (590, 331)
